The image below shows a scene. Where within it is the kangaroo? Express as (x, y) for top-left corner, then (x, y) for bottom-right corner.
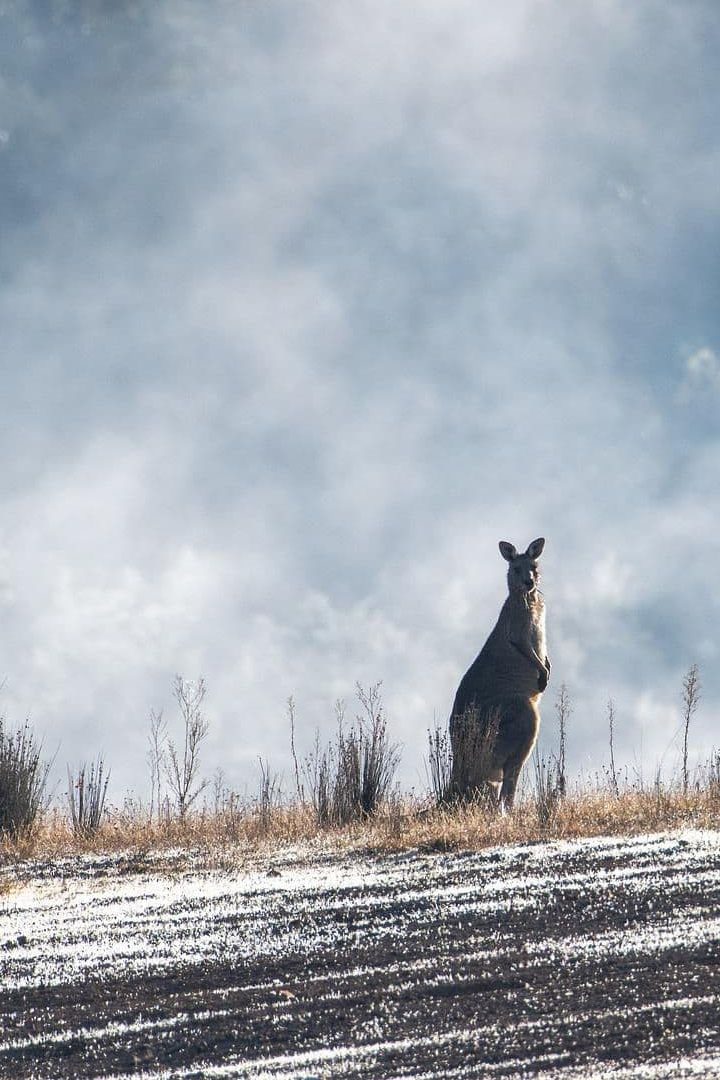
(449, 537), (550, 810)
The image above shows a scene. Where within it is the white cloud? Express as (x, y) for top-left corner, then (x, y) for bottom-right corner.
(686, 346), (720, 385)
(677, 347), (720, 403)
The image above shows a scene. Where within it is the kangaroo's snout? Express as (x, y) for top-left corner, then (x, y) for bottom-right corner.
(507, 556), (539, 595)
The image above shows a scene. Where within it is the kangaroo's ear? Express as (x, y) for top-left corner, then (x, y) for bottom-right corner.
(499, 541), (517, 562)
(526, 537), (545, 559)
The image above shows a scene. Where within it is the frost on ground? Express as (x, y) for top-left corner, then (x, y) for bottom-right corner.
(1, 830), (720, 1079)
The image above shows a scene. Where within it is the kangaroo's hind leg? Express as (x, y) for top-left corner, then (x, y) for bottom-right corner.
(497, 697), (541, 811)
(499, 762), (523, 811)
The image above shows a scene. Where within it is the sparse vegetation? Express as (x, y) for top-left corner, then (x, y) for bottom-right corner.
(681, 663), (701, 795)
(147, 707), (167, 825)
(303, 684), (401, 825)
(288, 695), (303, 802)
(0, 718), (51, 839)
(3, 779), (720, 866)
(1, 665), (718, 865)
(445, 706), (500, 809)
(255, 757), (282, 828)
(533, 749), (563, 826)
(165, 676), (209, 820)
(607, 698), (620, 798)
(67, 756), (110, 838)
(530, 683), (570, 825)
(706, 750), (720, 798)
(554, 682), (570, 798)
(425, 724), (453, 805)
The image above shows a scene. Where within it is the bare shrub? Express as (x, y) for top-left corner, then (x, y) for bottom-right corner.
(425, 724), (453, 805)
(256, 757), (282, 829)
(206, 768), (244, 840)
(306, 726), (334, 824)
(211, 767), (226, 814)
(67, 756), (110, 838)
(329, 698), (358, 825)
(652, 762), (679, 818)
(218, 791), (244, 840)
(355, 682), (400, 816)
(533, 749), (564, 825)
(681, 663), (701, 795)
(165, 676), (209, 820)
(448, 706), (500, 808)
(703, 750), (720, 799)
(533, 684), (571, 825)
(304, 683), (400, 826)
(0, 718), (51, 838)
(147, 708), (167, 825)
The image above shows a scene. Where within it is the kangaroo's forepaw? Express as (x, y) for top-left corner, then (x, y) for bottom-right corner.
(538, 669), (549, 692)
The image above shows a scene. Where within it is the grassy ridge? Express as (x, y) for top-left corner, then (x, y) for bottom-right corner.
(3, 783), (720, 868)
(2, 672), (717, 868)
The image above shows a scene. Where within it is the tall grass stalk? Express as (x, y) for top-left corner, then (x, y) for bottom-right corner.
(554, 683), (570, 798)
(607, 698), (620, 798)
(681, 664), (701, 795)
(288, 696), (303, 801)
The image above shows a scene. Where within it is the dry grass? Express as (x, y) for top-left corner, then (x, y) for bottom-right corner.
(2, 783), (719, 872)
(4, 667), (714, 874)
(366, 786), (720, 853)
(0, 801), (320, 865)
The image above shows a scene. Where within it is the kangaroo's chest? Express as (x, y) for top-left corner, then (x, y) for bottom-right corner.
(501, 595), (545, 650)
(528, 606), (546, 653)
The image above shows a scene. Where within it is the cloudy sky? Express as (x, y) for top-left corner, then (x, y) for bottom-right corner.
(1, 0), (718, 803)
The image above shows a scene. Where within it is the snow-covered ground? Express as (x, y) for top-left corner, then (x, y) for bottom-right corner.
(2, 830), (720, 1078)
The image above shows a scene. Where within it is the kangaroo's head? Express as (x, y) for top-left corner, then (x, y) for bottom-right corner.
(499, 537), (545, 596)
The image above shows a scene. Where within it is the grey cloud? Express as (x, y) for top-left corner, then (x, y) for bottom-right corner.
(0, 0), (718, 797)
